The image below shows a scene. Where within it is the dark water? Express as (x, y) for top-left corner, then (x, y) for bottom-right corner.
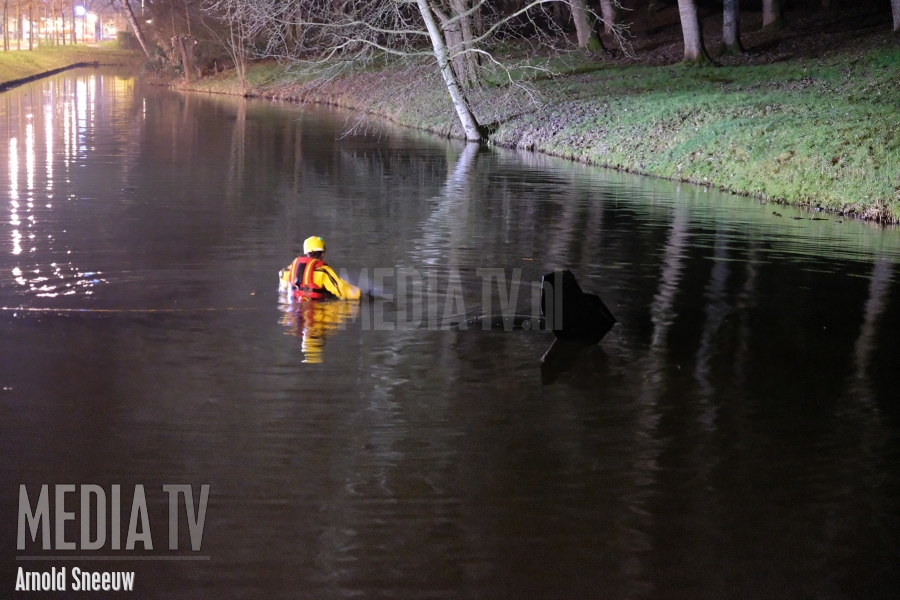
(1, 68), (898, 599)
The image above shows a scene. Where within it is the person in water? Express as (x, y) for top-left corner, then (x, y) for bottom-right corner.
(279, 236), (361, 301)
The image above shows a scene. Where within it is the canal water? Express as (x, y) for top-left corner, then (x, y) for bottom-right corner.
(1, 68), (898, 599)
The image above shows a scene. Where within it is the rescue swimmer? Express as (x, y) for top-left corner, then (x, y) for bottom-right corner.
(279, 236), (361, 301)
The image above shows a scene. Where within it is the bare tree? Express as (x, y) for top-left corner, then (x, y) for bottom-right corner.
(762, 0), (784, 31)
(431, 0), (479, 88)
(571, 0), (601, 50)
(721, 0), (742, 55)
(71, 0), (77, 43)
(51, 2), (58, 45)
(59, 1), (66, 45)
(204, 0), (625, 141)
(208, 0), (486, 140)
(173, 35), (198, 81)
(119, 0), (152, 56)
(599, 0), (618, 34)
(417, 0), (482, 140)
(50, 0), (57, 45)
(202, 0), (250, 92)
(892, 0), (900, 33)
(228, 19), (249, 91)
(571, 0), (624, 51)
(677, 0), (710, 63)
(3, 0), (8, 51)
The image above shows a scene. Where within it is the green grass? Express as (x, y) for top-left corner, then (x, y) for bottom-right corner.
(493, 52), (900, 220)
(470, 48), (900, 221)
(0, 42), (136, 85)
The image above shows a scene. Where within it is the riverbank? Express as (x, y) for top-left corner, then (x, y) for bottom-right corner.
(4, 9), (893, 222)
(175, 5), (900, 223)
(0, 43), (137, 91)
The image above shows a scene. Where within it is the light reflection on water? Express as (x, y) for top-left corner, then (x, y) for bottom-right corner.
(278, 297), (360, 364)
(1, 73), (122, 299)
(0, 68), (898, 599)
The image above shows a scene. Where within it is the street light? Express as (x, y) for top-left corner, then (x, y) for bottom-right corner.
(74, 6), (86, 43)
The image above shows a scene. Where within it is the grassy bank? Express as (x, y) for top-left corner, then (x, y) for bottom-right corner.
(179, 9), (900, 223)
(0, 43), (137, 90)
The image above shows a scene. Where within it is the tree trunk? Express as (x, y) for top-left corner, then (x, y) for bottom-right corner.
(599, 0), (618, 34)
(120, 0), (152, 57)
(571, 0), (601, 50)
(892, 0), (900, 32)
(173, 35), (197, 82)
(27, 3), (31, 50)
(432, 0), (479, 89)
(676, 0), (709, 63)
(416, 0), (483, 141)
(227, 18), (248, 94)
(721, 0), (742, 55)
(762, 0), (784, 31)
(472, 0), (482, 37)
(50, 0), (55, 45)
(3, 0), (8, 51)
(450, 0), (478, 86)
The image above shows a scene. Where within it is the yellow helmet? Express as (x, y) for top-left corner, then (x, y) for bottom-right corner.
(303, 236), (326, 254)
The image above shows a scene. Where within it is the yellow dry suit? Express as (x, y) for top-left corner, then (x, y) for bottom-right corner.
(279, 258), (361, 301)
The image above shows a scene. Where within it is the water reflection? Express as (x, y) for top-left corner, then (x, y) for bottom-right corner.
(0, 73), (133, 299)
(852, 257), (892, 395)
(693, 227), (731, 428)
(278, 298), (360, 363)
(412, 142), (479, 270)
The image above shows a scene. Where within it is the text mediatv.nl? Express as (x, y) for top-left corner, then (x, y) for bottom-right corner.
(16, 567), (134, 592)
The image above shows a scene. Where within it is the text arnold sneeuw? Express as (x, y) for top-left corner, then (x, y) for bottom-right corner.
(14, 484), (210, 593)
(16, 567), (135, 592)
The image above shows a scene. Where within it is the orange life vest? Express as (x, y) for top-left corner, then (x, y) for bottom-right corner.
(289, 257), (330, 300)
